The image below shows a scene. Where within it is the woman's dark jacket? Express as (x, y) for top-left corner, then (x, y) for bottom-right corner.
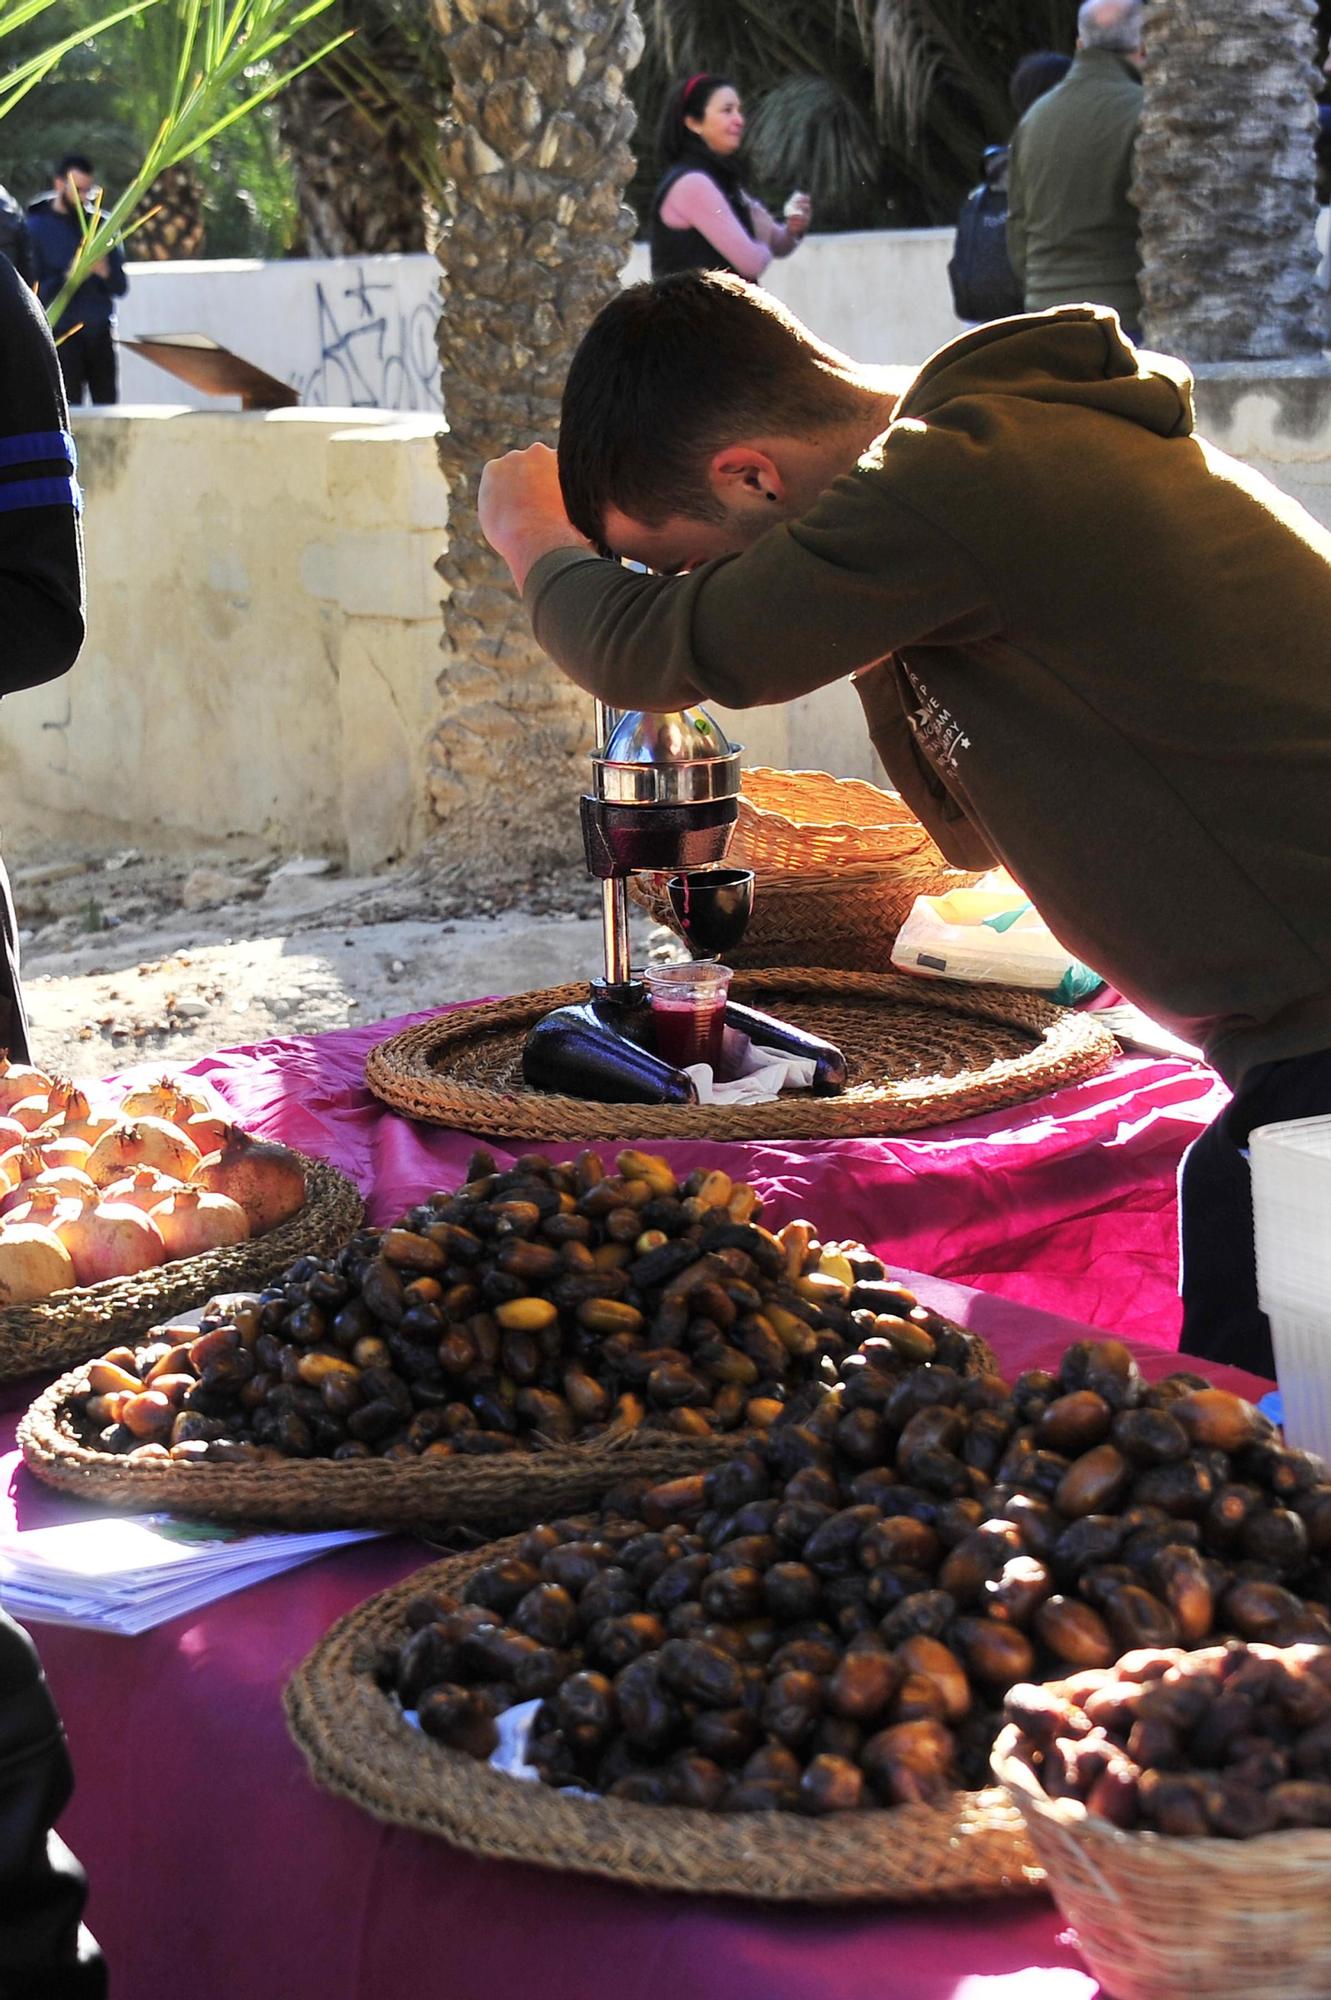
(649, 135), (757, 279)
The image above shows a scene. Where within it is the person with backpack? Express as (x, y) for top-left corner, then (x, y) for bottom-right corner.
(947, 145), (1023, 324)
(947, 53), (1071, 326)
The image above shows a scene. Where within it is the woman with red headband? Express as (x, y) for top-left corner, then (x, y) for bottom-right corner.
(649, 73), (812, 282)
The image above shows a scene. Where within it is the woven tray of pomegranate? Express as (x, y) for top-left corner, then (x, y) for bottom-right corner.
(19, 1146), (996, 1533)
(0, 1063), (363, 1381)
(283, 1344), (1331, 1903)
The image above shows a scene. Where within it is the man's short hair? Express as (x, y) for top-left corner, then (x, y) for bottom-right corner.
(1077, 0), (1145, 53)
(558, 272), (871, 549)
(55, 153), (94, 179)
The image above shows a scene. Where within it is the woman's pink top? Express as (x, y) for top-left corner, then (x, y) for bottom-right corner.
(658, 173), (800, 281)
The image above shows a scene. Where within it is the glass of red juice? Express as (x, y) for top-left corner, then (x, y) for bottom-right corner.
(643, 962), (732, 1072)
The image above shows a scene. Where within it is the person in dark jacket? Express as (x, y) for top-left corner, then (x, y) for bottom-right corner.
(0, 186), (34, 289)
(1006, 0), (1145, 334)
(947, 52), (1071, 326)
(649, 73), (810, 283)
(0, 1613), (105, 1996)
(0, 259), (95, 1996)
(26, 154), (127, 406)
(0, 248), (85, 1059)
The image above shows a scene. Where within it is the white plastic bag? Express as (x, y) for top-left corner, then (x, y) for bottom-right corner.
(891, 871), (1101, 1002)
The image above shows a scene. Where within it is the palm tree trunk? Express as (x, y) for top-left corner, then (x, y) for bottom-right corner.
(426, 0), (643, 871)
(280, 62), (434, 255)
(1135, 0), (1323, 360)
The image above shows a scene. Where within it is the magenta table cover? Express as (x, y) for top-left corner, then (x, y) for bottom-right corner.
(178, 1008), (1226, 1349)
(6, 1277), (1271, 2000)
(2, 1009), (1239, 1998)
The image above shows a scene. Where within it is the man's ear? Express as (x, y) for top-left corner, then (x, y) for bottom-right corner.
(706, 445), (786, 508)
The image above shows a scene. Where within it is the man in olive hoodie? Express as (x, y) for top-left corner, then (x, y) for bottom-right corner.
(477, 272), (1331, 1378)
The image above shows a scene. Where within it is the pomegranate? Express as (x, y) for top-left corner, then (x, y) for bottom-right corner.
(85, 1119), (203, 1188)
(39, 1135), (92, 1173)
(150, 1188), (249, 1259)
(1, 1186), (78, 1230)
(194, 1131), (305, 1234)
(0, 1167), (95, 1217)
(43, 1077), (77, 1121)
(53, 1200), (165, 1287)
(41, 1089), (116, 1145)
(0, 1060), (52, 1118)
(119, 1076), (196, 1125)
(9, 1094), (52, 1133)
(101, 1167), (188, 1214)
(184, 1113), (232, 1157)
(0, 1223), (74, 1303)
(2, 1142), (43, 1185)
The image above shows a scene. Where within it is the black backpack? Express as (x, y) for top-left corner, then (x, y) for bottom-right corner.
(947, 148), (1023, 324)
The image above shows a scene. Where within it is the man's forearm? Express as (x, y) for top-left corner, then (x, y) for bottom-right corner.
(495, 520), (588, 595)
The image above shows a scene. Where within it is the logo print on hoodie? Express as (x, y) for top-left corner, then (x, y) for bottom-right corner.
(904, 663), (971, 773)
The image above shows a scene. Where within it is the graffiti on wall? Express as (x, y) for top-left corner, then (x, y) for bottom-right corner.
(293, 266), (441, 412)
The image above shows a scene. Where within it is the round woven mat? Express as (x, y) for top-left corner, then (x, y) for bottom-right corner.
(365, 970), (1117, 1142)
(19, 1329), (999, 1534)
(0, 1154), (363, 1384)
(18, 1377), (739, 1531)
(284, 1536), (1042, 1903)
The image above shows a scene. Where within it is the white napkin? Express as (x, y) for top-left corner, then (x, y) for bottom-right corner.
(684, 1028), (817, 1105)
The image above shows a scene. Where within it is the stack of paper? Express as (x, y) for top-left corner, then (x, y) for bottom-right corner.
(0, 1512), (380, 1635)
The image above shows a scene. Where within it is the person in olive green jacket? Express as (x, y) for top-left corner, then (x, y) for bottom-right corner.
(1007, 0), (1145, 334)
(477, 271), (1331, 1379)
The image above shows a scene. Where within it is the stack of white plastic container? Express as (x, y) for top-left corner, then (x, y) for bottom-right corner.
(1251, 1115), (1331, 1461)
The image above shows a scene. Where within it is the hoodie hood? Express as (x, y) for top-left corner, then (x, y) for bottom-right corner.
(897, 304), (1194, 443)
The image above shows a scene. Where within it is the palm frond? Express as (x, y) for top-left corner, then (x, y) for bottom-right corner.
(744, 73), (883, 228)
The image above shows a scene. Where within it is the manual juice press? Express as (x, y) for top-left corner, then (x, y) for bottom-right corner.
(522, 700), (846, 1105)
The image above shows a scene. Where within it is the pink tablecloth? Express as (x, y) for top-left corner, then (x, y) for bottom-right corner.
(6, 1010), (1237, 1998)
(10, 1277), (1271, 2000)
(180, 1009), (1226, 1348)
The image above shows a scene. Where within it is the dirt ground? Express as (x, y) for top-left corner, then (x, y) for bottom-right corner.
(8, 829), (663, 1074)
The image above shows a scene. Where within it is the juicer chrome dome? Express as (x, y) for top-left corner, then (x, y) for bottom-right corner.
(593, 706), (743, 806)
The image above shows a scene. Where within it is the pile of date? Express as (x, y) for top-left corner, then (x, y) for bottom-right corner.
(385, 1336), (1331, 1816)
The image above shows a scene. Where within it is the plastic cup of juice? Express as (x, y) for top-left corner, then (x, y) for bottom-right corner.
(643, 962), (732, 1071)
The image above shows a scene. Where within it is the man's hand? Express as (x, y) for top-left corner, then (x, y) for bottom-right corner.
(478, 441), (593, 592)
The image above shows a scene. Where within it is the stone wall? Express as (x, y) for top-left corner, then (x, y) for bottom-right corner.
(114, 232), (966, 411)
(0, 408), (446, 872)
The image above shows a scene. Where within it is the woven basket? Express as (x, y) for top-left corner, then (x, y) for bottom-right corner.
(19, 1377), (736, 1531)
(993, 1724), (1331, 2000)
(365, 969), (1117, 1144)
(0, 1154), (363, 1384)
(633, 862), (981, 974)
(285, 1535), (1042, 1903)
(734, 768), (959, 872)
(19, 1329), (1000, 1533)
(630, 768), (983, 973)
